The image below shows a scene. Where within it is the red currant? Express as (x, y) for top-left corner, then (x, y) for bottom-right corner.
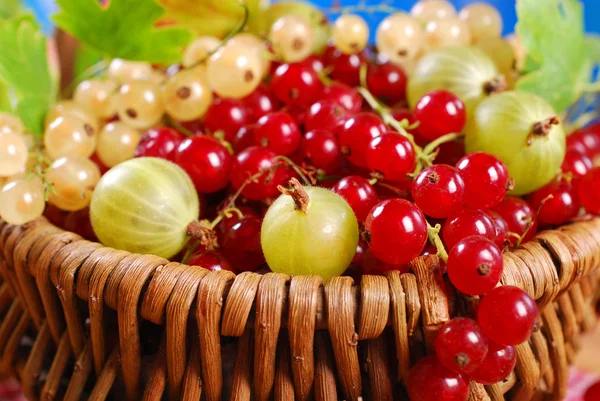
(442, 207), (496, 250)
(217, 206), (259, 241)
(562, 149), (593, 178)
(435, 318), (488, 374)
(365, 199), (428, 265)
(366, 62), (407, 106)
(64, 208), (97, 241)
(412, 164), (465, 218)
(304, 100), (348, 133)
(253, 112), (301, 156)
(488, 211), (509, 248)
(231, 125), (255, 154)
(323, 45), (367, 87)
(456, 152), (511, 209)
(366, 133), (416, 182)
(322, 82), (363, 113)
(230, 146), (289, 200)
(351, 240), (368, 268)
(468, 340), (516, 385)
(338, 112), (387, 167)
(299, 54), (325, 73)
(187, 249), (233, 272)
(585, 381), (600, 401)
(135, 127), (183, 161)
(242, 83), (281, 119)
(579, 167), (600, 214)
(493, 197), (538, 245)
(204, 98), (255, 141)
(271, 63), (323, 107)
(301, 129), (342, 173)
(527, 178), (581, 226)
(332, 176), (378, 222)
(281, 104), (307, 128)
(222, 215), (265, 272)
(407, 355), (470, 401)
(90, 152), (110, 175)
(567, 124), (600, 159)
(175, 136), (232, 193)
(413, 90), (466, 141)
(478, 286), (539, 346)
(447, 236), (503, 296)
(361, 248), (409, 275)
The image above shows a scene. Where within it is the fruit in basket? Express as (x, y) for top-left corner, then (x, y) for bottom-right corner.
(447, 236), (503, 295)
(46, 156), (101, 212)
(407, 46), (502, 114)
(435, 317), (488, 374)
(478, 286), (539, 346)
(468, 341), (516, 385)
(0, 176), (46, 225)
(0, 130), (28, 176)
(407, 355), (470, 401)
(261, 178), (359, 280)
(90, 157), (200, 259)
(465, 91), (566, 195)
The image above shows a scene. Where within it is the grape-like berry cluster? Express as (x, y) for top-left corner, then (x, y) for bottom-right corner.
(0, 1), (598, 400)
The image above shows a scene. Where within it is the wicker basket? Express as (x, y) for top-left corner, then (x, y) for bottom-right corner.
(0, 216), (599, 401)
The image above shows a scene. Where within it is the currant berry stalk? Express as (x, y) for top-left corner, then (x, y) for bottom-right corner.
(356, 86), (463, 176)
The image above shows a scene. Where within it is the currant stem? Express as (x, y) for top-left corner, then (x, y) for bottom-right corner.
(189, 3), (249, 69)
(422, 133), (464, 156)
(273, 155), (314, 185)
(278, 178), (310, 214)
(514, 194), (553, 248)
(164, 114), (195, 137)
(427, 221), (448, 264)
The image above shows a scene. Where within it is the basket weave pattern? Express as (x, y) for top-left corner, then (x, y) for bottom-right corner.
(0, 216), (599, 401)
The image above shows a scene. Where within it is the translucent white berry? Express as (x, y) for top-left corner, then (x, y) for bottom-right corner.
(115, 81), (165, 129)
(269, 15), (315, 63)
(459, 3), (502, 42)
(376, 13), (424, 65)
(108, 59), (155, 84)
(46, 156), (101, 211)
(74, 79), (118, 119)
(207, 41), (263, 99)
(0, 112), (25, 134)
(45, 100), (99, 134)
(163, 67), (213, 122)
(97, 122), (142, 168)
(44, 115), (97, 160)
(0, 131), (28, 176)
(229, 33), (271, 79)
(410, 0), (457, 24)
(183, 36), (221, 68)
(332, 14), (369, 55)
(0, 176), (46, 225)
(424, 17), (472, 51)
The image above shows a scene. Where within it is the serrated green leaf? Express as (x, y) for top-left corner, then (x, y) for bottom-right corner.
(53, 0), (193, 64)
(0, 15), (55, 135)
(516, 0), (590, 114)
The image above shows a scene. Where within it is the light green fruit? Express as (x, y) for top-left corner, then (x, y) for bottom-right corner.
(261, 181), (359, 281)
(90, 157), (200, 259)
(408, 46), (502, 114)
(465, 91), (566, 195)
(264, 1), (330, 54)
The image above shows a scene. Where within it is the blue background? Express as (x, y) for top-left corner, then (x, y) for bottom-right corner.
(22, 0), (600, 36)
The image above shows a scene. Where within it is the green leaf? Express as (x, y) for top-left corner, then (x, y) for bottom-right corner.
(586, 34), (600, 66)
(0, 15), (55, 135)
(74, 44), (104, 78)
(53, 0), (193, 64)
(515, 0), (590, 114)
(0, 0), (22, 19)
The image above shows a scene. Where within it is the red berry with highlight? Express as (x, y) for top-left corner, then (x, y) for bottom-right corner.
(478, 286), (539, 346)
(493, 197), (538, 245)
(414, 90), (466, 141)
(305, 100), (348, 133)
(366, 62), (408, 106)
(204, 98), (255, 141)
(175, 136), (232, 193)
(230, 146), (289, 200)
(365, 199), (428, 265)
(366, 133), (416, 182)
(435, 318), (488, 374)
(271, 63), (323, 107)
(578, 167), (600, 214)
(456, 152), (511, 209)
(447, 236), (503, 296)
(333, 176), (378, 222)
(468, 341), (516, 385)
(338, 113), (387, 167)
(253, 112), (301, 156)
(527, 178), (581, 226)
(301, 129), (341, 173)
(412, 164), (465, 218)
(136, 127), (183, 161)
(442, 207), (496, 250)
(407, 355), (470, 401)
